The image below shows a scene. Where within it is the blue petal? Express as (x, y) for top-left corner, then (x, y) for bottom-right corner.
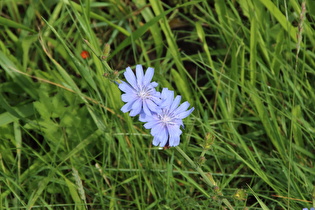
(174, 101), (190, 115)
(119, 82), (136, 93)
(136, 65), (144, 87)
(168, 133), (180, 147)
(143, 67), (154, 86)
(145, 100), (159, 113)
(158, 129), (169, 147)
(167, 124), (182, 146)
(160, 88), (174, 108)
(173, 119), (184, 127)
(129, 99), (142, 116)
(152, 136), (160, 146)
(121, 93), (137, 102)
(139, 112), (147, 122)
(121, 101), (134, 113)
(167, 124), (182, 136)
(144, 119), (159, 129)
(161, 88), (170, 99)
(152, 127), (168, 147)
(151, 123), (165, 136)
(151, 94), (162, 104)
(130, 109), (141, 116)
(131, 97), (142, 108)
(143, 114), (155, 122)
(170, 95), (181, 113)
(142, 100), (152, 116)
(151, 81), (158, 87)
(124, 67), (138, 89)
(176, 107), (194, 119)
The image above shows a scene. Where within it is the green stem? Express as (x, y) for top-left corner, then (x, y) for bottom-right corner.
(175, 146), (234, 210)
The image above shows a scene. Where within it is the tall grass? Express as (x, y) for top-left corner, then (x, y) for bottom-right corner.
(0, 0), (315, 209)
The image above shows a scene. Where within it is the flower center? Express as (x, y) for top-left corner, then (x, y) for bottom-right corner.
(161, 115), (171, 124)
(159, 111), (175, 125)
(138, 88), (149, 99)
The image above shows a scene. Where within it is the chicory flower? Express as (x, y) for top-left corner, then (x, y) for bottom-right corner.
(118, 65), (161, 121)
(143, 88), (194, 147)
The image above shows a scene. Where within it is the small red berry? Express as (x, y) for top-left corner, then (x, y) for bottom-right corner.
(80, 50), (89, 59)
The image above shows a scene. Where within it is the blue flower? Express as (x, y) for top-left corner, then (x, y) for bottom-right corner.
(143, 88), (194, 147)
(303, 208), (315, 210)
(118, 65), (161, 120)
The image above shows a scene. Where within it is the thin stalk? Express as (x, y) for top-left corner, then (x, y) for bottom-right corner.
(175, 146), (234, 210)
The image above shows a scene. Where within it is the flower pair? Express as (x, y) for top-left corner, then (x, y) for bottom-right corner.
(118, 65), (194, 147)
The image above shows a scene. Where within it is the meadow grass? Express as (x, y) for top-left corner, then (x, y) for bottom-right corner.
(0, 0), (315, 209)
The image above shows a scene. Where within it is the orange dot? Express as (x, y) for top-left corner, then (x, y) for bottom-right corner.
(80, 50), (89, 59)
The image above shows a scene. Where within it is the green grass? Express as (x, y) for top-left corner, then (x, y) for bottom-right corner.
(1, 0), (315, 209)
